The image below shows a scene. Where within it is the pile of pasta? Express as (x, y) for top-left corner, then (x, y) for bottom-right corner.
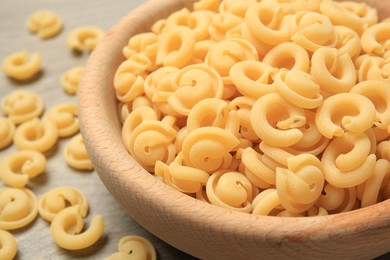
(116, 0), (390, 217)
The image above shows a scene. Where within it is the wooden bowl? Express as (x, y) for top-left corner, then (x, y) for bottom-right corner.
(78, 0), (390, 259)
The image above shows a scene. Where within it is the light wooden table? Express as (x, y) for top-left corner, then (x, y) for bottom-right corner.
(0, 1), (196, 259)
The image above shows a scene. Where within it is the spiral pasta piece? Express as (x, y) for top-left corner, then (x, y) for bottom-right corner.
(0, 117), (15, 150)
(0, 187), (38, 230)
(356, 55), (390, 84)
(350, 80), (390, 131)
(182, 127), (239, 173)
(322, 132), (376, 188)
(311, 47), (356, 94)
(276, 154), (324, 214)
(245, 2), (294, 46)
(64, 133), (94, 171)
(250, 92), (306, 147)
(168, 64), (223, 116)
(291, 11), (337, 52)
(208, 13), (242, 42)
(50, 205), (104, 250)
(0, 150), (46, 188)
(251, 188), (281, 216)
(230, 61), (278, 99)
(61, 66), (84, 95)
(315, 183), (356, 214)
(229, 96), (258, 141)
(334, 25), (361, 59)
(361, 159), (390, 208)
(275, 69), (323, 109)
(122, 32), (158, 59)
(43, 103), (79, 137)
(1, 90), (44, 125)
(206, 170), (252, 213)
(38, 186), (89, 222)
(27, 10), (63, 39)
(67, 26), (104, 52)
(315, 93), (376, 139)
(262, 42), (310, 72)
(13, 118), (58, 152)
(106, 235), (156, 260)
(127, 120), (176, 172)
(0, 229), (17, 260)
(361, 22), (390, 55)
(1, 50), (42, 81)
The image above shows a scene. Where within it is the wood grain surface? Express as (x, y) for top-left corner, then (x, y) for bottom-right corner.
(0, 1), (196, 259)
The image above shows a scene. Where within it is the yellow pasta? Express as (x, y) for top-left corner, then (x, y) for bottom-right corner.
(1, 50), (42, 81)
(50, 205), (104, 250)
(13, 118), (58, 152)
(251, 188), (280, 216)
(0, 187), (38, 230)
(67, 26), (104, 52)
(27, 10), (63, 39)
(0, 117), (15, 150)
(38, 186), (89, 222)
(0, 229), (17, 260)
(1, 90), (44, 125)
(43, 103), (79, 137)
(361, 21), (390, 55)
(193, 0), (219, 12)
(334, 25), (361, 59)
(61, 66), (84, 95)
(208, 12), (242, 42)
(105, 235), (157, 260)
(315, 183), (357, 214)
(0, 150), (46, 188)
(356, 55), (390, 84)
(122, 32), (158, 59)
(64, 133), (94, 171)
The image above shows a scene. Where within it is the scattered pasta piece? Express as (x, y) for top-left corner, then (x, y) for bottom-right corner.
(1, 90), (44, 125)
(67, 26), (104, 52)
(64, 133), (94, 170)
(0, 187), (38, 230)
(1, 50), (42, 81)
(13, 118), (58, 152)
(0, 117), (15, 150)
(27, 10), (63, 39)
(0, 150), (46, 188)
(60, 66), (84, 95)
(50, 205), (104, 250)
(38, 186), (88, 222)
(105, 235), (157, 260)
(43, 103), (79, 137)
(0, 229), (17, 260)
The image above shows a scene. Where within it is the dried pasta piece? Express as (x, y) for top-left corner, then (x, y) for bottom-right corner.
(1, 90), (44, 125)
(315, 183), (356, 214)
(122, 32), (158, 59)
(208, 13), (242, 42)
(1, 50), (42, 81)
(291, 11), (337, 52)
(311, 47), (356, 94)
(43, 103), (79, 137)
(27, 10), (63, 39)
(168, 64), (224, 116)
(350, 80), (390, 131)
(182, 127), (239, 173)
(274, 69), (323, 109)
(377, 141), (390, 161)
(105, 235), (157, 260)
(38, 186), (88, 222)
(361, 22), (390, 56)
(262, 42), (310, 72)
(250, 92), (306, 147)
(156, 26), (195, 68)
(321, 132), (376, 188)
(334, 25), (361, 59)
(126, 119), (177, 172)
(360, 159), (390, 208)
(315, 93), (376, 139)
(0, 187), (38, 230)
(276, 154), (324, 214)
(229, 96), (258, 141)
(60, 66), (84, 95)
(50, 205), (104, 250)
(307, 206), (328, 217)
(206, 170), (252, 213)
(230, 61), (278, 99)
(219, 0), (254, 18)
(193, 0), (219, 12)
(0, 229), (17, 260)
(0, 150), (46, 188)
(67, 26), (104, 52)
(251, 188), (281, 216)
(13, 118), (58, 152)
(356, 55), (390, 84)
(0, 117), (15, 150)
(245, 1), (294, 46)
(64, 133), (94, 171)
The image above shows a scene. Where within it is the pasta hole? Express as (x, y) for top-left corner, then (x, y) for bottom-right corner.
(144, 146), (151, 154)
(128, 250), (133, 255)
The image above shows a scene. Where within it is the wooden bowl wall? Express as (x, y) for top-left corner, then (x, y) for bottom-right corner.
(78, 0), (390, 259)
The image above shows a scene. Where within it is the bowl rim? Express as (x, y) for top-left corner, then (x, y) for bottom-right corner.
(78, 0), (390, 258)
